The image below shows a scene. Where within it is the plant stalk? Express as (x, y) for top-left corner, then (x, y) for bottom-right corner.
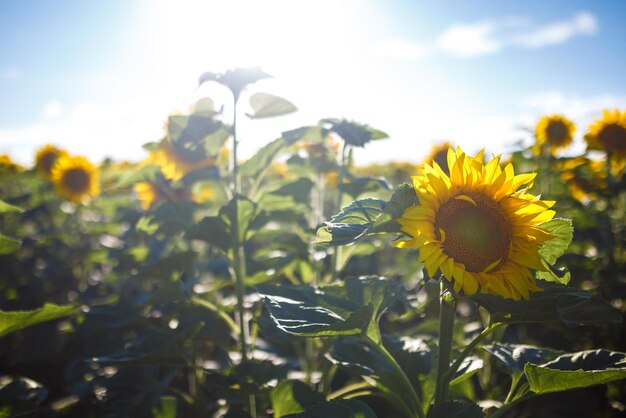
(433, 280), (456, 407)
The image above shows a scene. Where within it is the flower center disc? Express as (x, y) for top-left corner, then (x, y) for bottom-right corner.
(435, 192), (511, 273)
(598, 123), (626, 152)
(546, 120), (568, 145)
(62, 168), (90, 193)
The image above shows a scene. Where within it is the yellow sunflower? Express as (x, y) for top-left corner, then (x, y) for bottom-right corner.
(534, 115), (576, 155)
(584, 109), (626, 162)
(423, 141), (454, 173)
(396, 147), (556, 300)
(148, 140), (217, 181)
(35, 144), (68, 179)
(134, 182), (161, 210)
(0, 154), (23, 173)
(51, 155), (100, 203)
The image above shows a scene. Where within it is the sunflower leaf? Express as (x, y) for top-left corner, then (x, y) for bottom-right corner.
(427, 400), (485, 418)
(315, 198), (387, 246)
(0, 233), (21, 255)
(471, 281), (621, 327)
(247, 92), (297, 119)
(270, 380), (325, 418)
(0, 199), (23, 214)
(536, 218), (573, 284)
(525, 349), (626, 395)
(0, 304), (79, 338)
(290, 399), (378, 418)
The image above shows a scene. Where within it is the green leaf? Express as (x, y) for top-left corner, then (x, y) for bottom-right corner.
(270, 380), (324, 417)
(483, 343), (562, 376)
(220, 195), (260, 242)
(240, 137), (287, 178)
(113, 164), (161, 189)
(525, 349), (626, 394)
(257, 276), (405, 342)
(471, 281), (621, 327)
(0, 199), (23, 214)
(291, 399), (378, 418)
(152, 396), (177, 418)
(339, 177), (391, 199)
(536, 218), (573, 284)
(0, 304), (78, 338)
(264, 177), (314, 205)
(186, 216), (232, 252)
(0, 233), (21, 255)
(247, 92), (297, 119)
(168, 114), (227, 159)
(198, 67), (271, 99)
(315, 199), (387, 246)
(322, 118), (388, 148)
(427, 400), (485, 418)
(450, 356), (484, 385)
(192, 97), (217, 116)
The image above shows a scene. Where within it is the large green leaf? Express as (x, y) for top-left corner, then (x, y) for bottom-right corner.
(0, 199), (23, 214)
(168, 114), (227, 159)
(0, 233), (21, 255)
(525, 349), (626, 394)
(291, 399), (378, 418)
(315, 199), (387, 246)
(471, 281), (621, 327)
(536, 218), (573, 284)
(427, 400), (485, 418)
(270, 380), (324, 417)
(257, 276), (405, 342)
(0, 304), (78, 338)
(247, 92), (297, 119)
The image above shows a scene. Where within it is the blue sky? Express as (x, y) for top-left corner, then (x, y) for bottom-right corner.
(1, 0), (626, 165)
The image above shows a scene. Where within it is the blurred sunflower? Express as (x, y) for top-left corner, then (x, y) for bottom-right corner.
(558, 157), (607, 203)
(134, 182), (162, 210)
(51, 155), (100, 203)
(423, 141), (454, 172)
(534, 115), (575, 155)
(0, 154), (23, 173)
(585, 109), (626, 162)
(396, 147), (556, 300)
(148, 139), (217, 181)
(192, 184), (216, 203)
(35, 144), (67, 179)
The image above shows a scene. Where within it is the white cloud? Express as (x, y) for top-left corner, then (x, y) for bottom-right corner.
(373, 38), (431, 60)
(513, 12), (597, 48)
(41, 100), (64, 120)
(436, 11), (598, 58)
(438, 21), (501, 57)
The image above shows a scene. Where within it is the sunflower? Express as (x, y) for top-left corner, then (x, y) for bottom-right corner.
(0, 154), (23, 173)
(148, 140), (217, 181)
(35, 144), (68, 179)
(534, 115), (575, 155)
(423, 141), (454, 173)
(584, 109), (626, 162)
(51, 155), (100, 203)
(134, 182), (161, 210)
(396, 147), (556, 300)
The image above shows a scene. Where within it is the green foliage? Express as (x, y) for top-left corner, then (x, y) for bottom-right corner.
(270, 380), (325, 417)
(247, 92), (297, 119)
(0, 304), (78, 338)
(536, 218), (574, 284)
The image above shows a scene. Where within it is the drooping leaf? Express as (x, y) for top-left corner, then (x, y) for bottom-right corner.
(291, 399), (378, 418)
(247, 92), (297, 119)
(427, 400), (485, 418)
(322, 118), (388, 148)
(258, 276), (405, 342)
(536, 218), (573, 284)
(270, 380), (324, 417)
(525, 349), (626, 395)
(450, 356), (484, 385)
(0, 304), (78, 338)
(0, 199), (23, 214)
(471, 281), (621, 327)
(198, 67), (272, 99)
(0, 233), (21, 255)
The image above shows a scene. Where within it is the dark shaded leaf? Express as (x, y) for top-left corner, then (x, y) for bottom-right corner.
(471, 281), (621, 327)
(271, 380), (324, 417)
(427, 399), (485, 418)
(315, 199), (387, 246)
(291, 399), (378, 418)
(322, 118), (388, 148)
(339, 177), (391, 199)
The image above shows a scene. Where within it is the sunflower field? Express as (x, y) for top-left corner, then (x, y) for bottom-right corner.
(1, 68), (626, 418)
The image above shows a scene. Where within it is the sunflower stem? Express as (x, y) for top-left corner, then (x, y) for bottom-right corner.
(433, 280), (456, 407)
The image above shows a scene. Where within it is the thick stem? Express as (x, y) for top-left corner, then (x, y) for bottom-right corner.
(434, 281), (456, 407)
(330, 141), (350, 279)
